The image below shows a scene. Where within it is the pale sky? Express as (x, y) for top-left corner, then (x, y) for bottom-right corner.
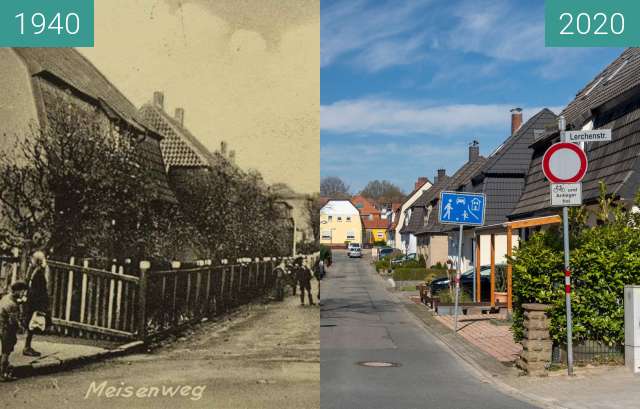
(81, 0), (319, 194)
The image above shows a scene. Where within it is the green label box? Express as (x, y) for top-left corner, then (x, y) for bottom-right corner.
(0, 0), (94, 47)
(546, 0), (640, 47)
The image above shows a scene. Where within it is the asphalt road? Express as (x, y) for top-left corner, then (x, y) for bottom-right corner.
(320, 251), (539, 409)
(0, 284), (319, 409)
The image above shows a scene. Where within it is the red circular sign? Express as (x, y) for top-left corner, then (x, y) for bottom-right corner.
(542, 143), (588, 183)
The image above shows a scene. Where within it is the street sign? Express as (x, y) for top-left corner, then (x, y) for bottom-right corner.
(438, 191), (486, 226)
(561, 129), (611, 143)
(550, 183), (582, 207)
(542, 142), (588, 184)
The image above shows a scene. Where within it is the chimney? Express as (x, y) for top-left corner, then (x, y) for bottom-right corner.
(511, 108), (523, 135)
(174, 108), (184, 126)
(414, 176), (429, 190)
(435, 169), (446, 183)
(469, 140), (480, 161)
(220, 141), (228, 156)
(153, 91), (164, 110)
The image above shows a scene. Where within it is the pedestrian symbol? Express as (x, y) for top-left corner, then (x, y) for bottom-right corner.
(438, 192), (486, 226)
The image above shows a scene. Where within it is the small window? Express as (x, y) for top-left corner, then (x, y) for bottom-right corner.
(346, 216), (351, 222)
(346, 231), (355, 240)
(337, 216), (342, 222)
(328, 216), (333, 222)
(368, 214), (373, 220)
(321, 231), (331, 240)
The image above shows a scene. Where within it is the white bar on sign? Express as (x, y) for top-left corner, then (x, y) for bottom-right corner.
(561, 129), (611, 143)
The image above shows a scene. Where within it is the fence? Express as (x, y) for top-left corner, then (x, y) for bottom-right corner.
(31, 256), (300, 341)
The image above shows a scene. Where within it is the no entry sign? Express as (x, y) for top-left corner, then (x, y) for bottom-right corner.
(542, 142), (588, 183)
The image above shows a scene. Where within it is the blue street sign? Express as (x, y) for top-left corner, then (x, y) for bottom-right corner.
(438, 191), (486, 226)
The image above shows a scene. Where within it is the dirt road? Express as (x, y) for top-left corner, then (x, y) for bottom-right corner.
(0, 282), (320, 409)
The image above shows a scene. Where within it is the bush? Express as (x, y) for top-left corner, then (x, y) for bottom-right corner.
(393, 267), (444, 282)
(375, 259), (390, 272)
(373, 240), (387, 247)
(438, 290), (473, 304)
(511, 187), (640, 346)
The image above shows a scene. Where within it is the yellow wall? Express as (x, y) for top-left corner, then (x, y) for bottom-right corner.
(319, 213), (362, 245)
(369, 228), (387, 242)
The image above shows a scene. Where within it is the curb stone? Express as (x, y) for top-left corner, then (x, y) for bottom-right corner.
(12, 340), (146, 378)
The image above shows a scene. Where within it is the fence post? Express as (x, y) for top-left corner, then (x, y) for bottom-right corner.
(138, 260), (150, 341)
(65, 257), (75, 322)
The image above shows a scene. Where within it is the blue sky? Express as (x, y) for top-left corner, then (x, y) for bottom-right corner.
(320, 0), (622, 194)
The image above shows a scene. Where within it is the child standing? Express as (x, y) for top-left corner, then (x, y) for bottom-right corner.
(0, 281), (29, 381)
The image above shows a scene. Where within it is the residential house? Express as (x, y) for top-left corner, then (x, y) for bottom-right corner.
(271, 183), (315, 245)
(411, 143), (486, 268)
(446, 109), (557, 274)
(351, 195), (388, 245)
(139, 91), (234, 186)
(511, 48), (640, 226)
(319, 200), (362, 248)
(392, 177), (432, 251)
(0, 48), (175, 205)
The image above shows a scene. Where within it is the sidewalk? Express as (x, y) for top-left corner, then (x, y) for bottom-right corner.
(403, 292), (640, 409)
(9, 333), (141, 378)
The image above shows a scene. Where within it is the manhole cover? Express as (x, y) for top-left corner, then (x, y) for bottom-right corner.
(357, 361), (401, 368)
(320, 324), (337, 327)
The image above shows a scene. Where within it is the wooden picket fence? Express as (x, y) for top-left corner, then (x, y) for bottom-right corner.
(42, 257), (285, 341)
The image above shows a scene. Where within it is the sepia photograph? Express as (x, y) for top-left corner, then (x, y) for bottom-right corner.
(0, 1), (319, 408)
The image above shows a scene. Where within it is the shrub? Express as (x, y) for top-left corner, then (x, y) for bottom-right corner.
(393, 267), (445, 282)
(511, 187), (640, 346)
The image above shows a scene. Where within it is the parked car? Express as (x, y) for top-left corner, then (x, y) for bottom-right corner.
(377, 247), (394, 260)
(348, 243), (362, 258)
(429, 264), (506, 303)
(390, 253), (417, 265)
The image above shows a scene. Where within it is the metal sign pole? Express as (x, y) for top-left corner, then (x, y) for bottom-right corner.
(454, 224), (463, 333)
(562, 206), (574, 375)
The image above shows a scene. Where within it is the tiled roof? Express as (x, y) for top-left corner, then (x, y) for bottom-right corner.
(140, 104), (220, 170)
(400, 206), (425, 234)
(461, 109), (558, 226)
(512, 50), (640, 219)
(480, 109), (558, 176)
(562, 48), (640, 128)
(351, 195), (380, 215)
(13, 48), (176, 204)
(14, 48), (151, 132)
(363, 217), (389, 229)
(413, 156), (487, 235)
(402, 176), (451, 235)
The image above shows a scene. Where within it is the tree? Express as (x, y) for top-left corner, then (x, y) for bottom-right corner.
(320, 176), (350, 198)
(305, 193), (322, 244)
(360, 180), (405, 204)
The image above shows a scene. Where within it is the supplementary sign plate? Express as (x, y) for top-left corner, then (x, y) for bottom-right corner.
(551, 183), (582, 206)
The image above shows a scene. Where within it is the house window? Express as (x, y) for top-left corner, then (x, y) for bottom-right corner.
(328, 216), (333, 222)
(346, 216), (351, 222)
(376, 232), (384, 239)
(346, 231), (355, 241)
(337, 216), (342, 222)
(321, 230), (331, 240)
(368, 214), (373, 220)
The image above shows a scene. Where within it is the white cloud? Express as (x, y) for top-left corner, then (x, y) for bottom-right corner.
(447, 0), (591, 79)
(321, 97), (561, 136)
(321, 0), (432, 70)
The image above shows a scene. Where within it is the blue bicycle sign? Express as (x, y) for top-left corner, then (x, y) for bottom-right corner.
(438, 191), (486, 226)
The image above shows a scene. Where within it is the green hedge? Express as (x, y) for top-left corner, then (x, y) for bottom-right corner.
(512, 187), (640, 346)
(393, 267), (449, 282)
